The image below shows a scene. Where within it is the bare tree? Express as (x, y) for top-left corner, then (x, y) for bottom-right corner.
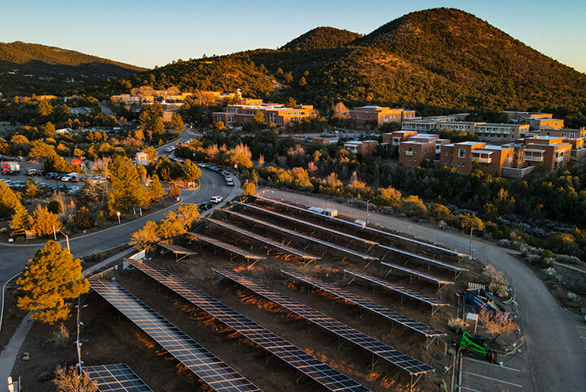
(478, 309), (518, 344)
(52, 365), (97, 392)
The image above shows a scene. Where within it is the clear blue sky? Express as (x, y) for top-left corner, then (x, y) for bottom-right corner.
(2, 0), (585, 73)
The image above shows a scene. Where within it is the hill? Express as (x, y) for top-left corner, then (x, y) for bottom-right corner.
(280, 27), (362, 51)
(115, 8), (586, 124)
(0, 41), (146, 96)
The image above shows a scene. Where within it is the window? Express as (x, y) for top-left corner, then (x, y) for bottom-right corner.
(458, 149), (466, 158)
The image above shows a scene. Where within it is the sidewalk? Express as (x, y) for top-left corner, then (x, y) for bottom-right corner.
(0, 182), (243, 390)
(0, 247), (136, 389)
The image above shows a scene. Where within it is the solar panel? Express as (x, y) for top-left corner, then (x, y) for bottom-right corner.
(157, 243), (196, 255)
(186, 231), (265, 261)
(89, 278), (262, 392)
(280, 270), (445, 338)
(380, 261), (455, 287)
(378, 245), (467, 273)
(236, 202), (378, 246)
(221, 209), (378, 261)
(253, 195), (466, 258)
(84, 363), (153, 392)
(213, 269), (434, 376)
(127, 259), (371, 392)
(205, 218), (319, 260)
(344, 270), (449, 308)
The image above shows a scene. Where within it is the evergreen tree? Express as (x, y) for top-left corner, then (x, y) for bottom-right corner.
(168, 113), (185, 134)
(0, 182), (22, 218)
(31, 205), (62, 237)
(107, 155), (150, 214)
(10, 204), (30, 237)
(182, 159), (201, 182)
(16, 241), (90, 324)
(129, 221), (160, 251)
(148, 174), (165, 201)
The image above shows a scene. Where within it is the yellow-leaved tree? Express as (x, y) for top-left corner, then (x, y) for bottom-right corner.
(16, 241), (90, 324)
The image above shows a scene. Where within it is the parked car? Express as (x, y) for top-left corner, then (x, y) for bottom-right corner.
(198, 202), (212, 211)
(46, 172), (59, 179)
(226, 179), (234, 186)
(25, 168), (38, 176)
(210, 195), (223, 204)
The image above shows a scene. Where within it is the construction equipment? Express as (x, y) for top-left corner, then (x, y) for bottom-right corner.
(459, 331), (495, 363)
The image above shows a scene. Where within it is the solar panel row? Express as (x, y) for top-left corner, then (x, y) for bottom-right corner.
(344, 270), (449, 308)
(186, 231), (265, 261)
(84, 363), (153, 392)
(89, 278), (262, 392)
(381, 261), (455, 286)
(253, 195), (466, 258)
(280, 270), (446, 338)
(221, 209), (378, 261)
(127, 259), (371, 392)
(236, 202), (378, 246)
(213, 269), (434, 375)
(378, 245), (467, 273)
(206, 217), (319, 260)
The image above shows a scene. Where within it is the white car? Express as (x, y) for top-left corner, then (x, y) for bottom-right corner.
(210, 196), (223, 204)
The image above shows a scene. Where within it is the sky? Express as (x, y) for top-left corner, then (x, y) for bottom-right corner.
(1, 0), (585, 73)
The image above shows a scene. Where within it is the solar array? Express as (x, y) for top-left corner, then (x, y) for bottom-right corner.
(236, 202), (378, 246)
(127, 259), (371, 392)
(253, 195), (467, 259)
(84, 363), (153, 392)
(344, 270), (449, 310)
(89, 278), (262, 392)
(205, 217), (319, 261)
(214, 269), (434, 376)
(378, 245), (467, 276)
(157, 243), (197, 262)
(186, 231), (265, 262)
(381, 261), (454, 290)
(280, 270), (445, 338)
(221, 209), (378, 261)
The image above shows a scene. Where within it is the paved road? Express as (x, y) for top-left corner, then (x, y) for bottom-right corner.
(0, 127), (237, 300)
(259, 188), (586, 392)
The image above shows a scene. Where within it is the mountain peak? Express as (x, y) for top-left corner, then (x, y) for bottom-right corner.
(281, 27), (362, 51)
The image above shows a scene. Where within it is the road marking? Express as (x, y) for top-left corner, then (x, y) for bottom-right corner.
(464, 357), (520, 372)
(460, 387), (483, 392)
(579, 336), (586, 339)
(463, 371), (523, 388)
(577, 326), (586, 330)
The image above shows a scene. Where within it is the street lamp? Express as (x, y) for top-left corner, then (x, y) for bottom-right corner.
(117, 211), (121, 224)
(53, 225), (70, 252)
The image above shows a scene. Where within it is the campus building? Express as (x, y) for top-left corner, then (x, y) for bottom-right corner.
(212, 101), (317, 127)
(440, 142), (515, 176)
(348, 106), (416, 129)
(396, 133), (450, 167)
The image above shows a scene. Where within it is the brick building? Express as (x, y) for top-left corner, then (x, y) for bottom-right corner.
(397, 133), (449, 167)
(212, 102), (316, 127)
(348, 106), (416, 129)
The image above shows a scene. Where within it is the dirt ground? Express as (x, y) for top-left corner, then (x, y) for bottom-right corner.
(10, 201), (501, 392)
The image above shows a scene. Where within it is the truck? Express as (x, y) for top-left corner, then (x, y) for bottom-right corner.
(1, 161), (20, 175)
(308, 207), (338, 217)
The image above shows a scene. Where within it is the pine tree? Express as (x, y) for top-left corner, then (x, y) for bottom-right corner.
(148, 174), (165, 201)
(10, 204), (30, 237)
(0, 182), (22, 218)
(107, 155), (150, 214)
(168, 113), (185, 134)
(16, 241), (90, 324)
(129, 221), (160, 251)
(182, 160), (201, 182)
(31, 205), (62, 237)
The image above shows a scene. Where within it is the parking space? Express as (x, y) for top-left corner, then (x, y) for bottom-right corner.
(460, 354), (529, 392)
